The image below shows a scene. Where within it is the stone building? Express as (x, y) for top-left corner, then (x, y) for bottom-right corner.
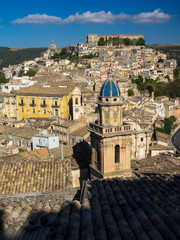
(89, 78), (132, 179)
(87, 33), (144, 48)
(43, 40), (58, 59)
(89, 78), (151, 179)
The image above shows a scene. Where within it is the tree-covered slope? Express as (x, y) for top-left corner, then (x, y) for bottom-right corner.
(0, 47), (47, 69)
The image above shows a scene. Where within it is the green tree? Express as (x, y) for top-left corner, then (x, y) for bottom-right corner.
(165, 75), (170, 82)
(173, 68), (179, 80)
(128, 89), (134, 96)
(61, 47), (68, 56)
(156, 116), (176, 135)
(136, 38), (145, 46)
(25, 69), (36, 77)
(123, 38), (131, 46)
(0, 71), (8, 83)
(98, 37), (106, 46)
(131, 39), (137, 45)
(119, 38), (124, 45)
(18, 71), (23, 77)
(146, 85), (154, 95)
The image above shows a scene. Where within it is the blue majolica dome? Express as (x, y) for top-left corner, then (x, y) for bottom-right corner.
(100, 79), (121, 97)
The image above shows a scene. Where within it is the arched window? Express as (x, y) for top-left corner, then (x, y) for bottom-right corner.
(115, 145), (120, 163)
(95, 144), (101, 170)
(43, 99), (46, 106)
(75, 98), (78, 104)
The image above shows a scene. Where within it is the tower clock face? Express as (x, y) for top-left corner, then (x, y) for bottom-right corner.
(75, 108), (79, 112)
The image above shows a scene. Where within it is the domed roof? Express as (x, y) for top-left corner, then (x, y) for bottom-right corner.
(100, 79), (121, 97)
(49, 40), (57, 49)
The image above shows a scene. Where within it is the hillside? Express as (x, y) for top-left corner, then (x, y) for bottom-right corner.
(148, 44), (180, 67)
(0, 47), (47, 69)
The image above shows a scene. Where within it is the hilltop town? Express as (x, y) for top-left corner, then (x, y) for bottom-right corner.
(0, 34), (179, 239)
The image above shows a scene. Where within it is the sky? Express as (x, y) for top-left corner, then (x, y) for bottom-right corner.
(0, 0), (180, 48)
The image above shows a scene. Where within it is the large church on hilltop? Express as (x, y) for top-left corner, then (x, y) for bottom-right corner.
(89, 77), (151, 179)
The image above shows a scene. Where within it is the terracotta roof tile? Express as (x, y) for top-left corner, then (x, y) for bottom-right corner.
(0, 174), (179, 240)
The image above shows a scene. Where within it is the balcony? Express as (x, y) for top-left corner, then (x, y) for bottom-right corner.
(40, 104), (48, 108)
(89, 123), (132, 135)
(30, 103), (36, 107)
(12, 102), (16, 105)
(6, 101), (10, 104)
(52, 104), (60, 108)
(19, 103), (25, 106)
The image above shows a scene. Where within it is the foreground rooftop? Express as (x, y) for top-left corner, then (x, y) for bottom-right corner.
(0, 173), (179, 240)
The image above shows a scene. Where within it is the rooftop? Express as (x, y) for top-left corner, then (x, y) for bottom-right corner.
(0, 148), (73, 195)
(0, 126), (39, 139)
(13, 85), (74, 97)
(0, 173), (179, 239)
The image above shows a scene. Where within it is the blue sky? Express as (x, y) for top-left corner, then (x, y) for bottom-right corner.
(0, 0), (180, 48)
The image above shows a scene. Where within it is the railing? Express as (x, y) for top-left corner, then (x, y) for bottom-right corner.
(19, 103), (25, 106)
(40, 104), (48, 108)
(52, 104), (60, 108)
(89, 123), (132, 135)
(30, 103), (36, 107)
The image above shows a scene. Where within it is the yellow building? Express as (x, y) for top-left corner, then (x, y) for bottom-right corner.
(0, 92), (17, 118)
(127, 102), (135, 110)
(122, 71), (129, 75)
(15, 86), (73, 120)
(89, 59), (99, 68)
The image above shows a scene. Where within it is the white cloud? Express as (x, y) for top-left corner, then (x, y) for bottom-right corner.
(11, 9), (173, 25)
(133, 9), (172, 24)
(12, 14), (62, 24)
(63, 11), (130, 24)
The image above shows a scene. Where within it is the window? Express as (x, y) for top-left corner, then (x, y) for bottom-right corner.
(141, 137), (143, 142)
(44, 109), (46, 114)
(95, 144), (101, 170)
(21, 99), (24, 105)
(115, 145), (120, 163)
(33, 108), (35, 113)
(55, 109), (58, 117)
(43, 99), (46, 106)
(32, 99), (35, 105)
(75, 98), (78, 104)
(22, 107), (24, 113)
(54, 100), (58, 107)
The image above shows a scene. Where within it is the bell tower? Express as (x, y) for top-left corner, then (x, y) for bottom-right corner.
(72, 86), (82, 120)
(89, 78), (132, 179)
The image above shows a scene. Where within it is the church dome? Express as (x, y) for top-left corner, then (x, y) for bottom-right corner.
(100, 79), (121, 97)
(49, 40), (57, 49)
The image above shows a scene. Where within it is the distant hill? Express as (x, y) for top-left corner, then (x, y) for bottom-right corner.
(148, 44), (180, 67)
(0, 47), (47, 69)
